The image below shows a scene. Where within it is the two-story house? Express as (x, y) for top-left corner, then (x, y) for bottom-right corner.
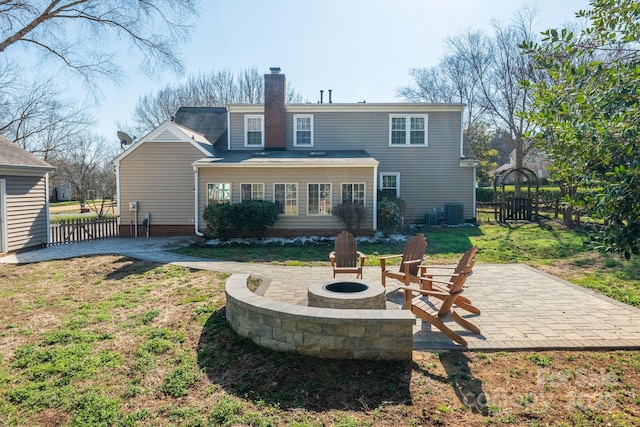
(114, 68), (477, 238)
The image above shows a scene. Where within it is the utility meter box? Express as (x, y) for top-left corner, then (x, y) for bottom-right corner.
(128, 201), (138, 211)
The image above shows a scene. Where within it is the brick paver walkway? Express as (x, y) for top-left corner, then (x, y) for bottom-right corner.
(3, 237), (640, 351)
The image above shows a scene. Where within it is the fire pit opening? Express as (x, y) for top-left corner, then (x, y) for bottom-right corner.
(324, 281), (368, 293)
(308, 280), (386, 309)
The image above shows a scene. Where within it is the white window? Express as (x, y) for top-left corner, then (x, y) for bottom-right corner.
(389, 114), (428, 146)
(294, 114), (314, 146)
(274, 183), (298, 215)
(240, 183), (264, 201)
(380, 173), (400, 198)
(341, 183), (365, 206)
(308, 183), (332, 215)
(207, 183), (231, 205)
(244, 115), (264, 147)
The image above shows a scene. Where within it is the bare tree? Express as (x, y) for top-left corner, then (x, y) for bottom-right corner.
(477, 10), (542, 180)
(0, 0), (199, 91)
(238, 67), (263, 104)
(399, 7), (544, 192)
(0, 78), (92, 161)
(131, 67), (304, 133)
(398, 30), (490, 141)
(51, 132), (116, 206)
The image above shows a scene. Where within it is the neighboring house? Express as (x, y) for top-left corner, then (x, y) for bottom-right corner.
(0, 135), (55, 254)
(493, 148), (553, 180)
(49, 183), (72, 202)
(114, 68), (477, 238)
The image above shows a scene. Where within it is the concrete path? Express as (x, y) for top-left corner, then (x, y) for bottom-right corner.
(3, 237), (640, 351)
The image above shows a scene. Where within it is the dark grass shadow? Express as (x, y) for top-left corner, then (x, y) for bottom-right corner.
(197, 308), (413, 411)
(102, 255), (168, 280)
(437, 351), (489, 415)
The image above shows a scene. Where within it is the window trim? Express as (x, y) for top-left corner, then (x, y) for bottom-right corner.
(293, 114), (314, 147)
(244, 114), (264, 147)
(206, 182), (231, 205)
(307, 183), (332, 216)
(273, 183), (298, 216)
(379, 172), (400, 198)
(340, 182), (366, 206)
(239, 183), (265, 202)
(388, 114), (428, 146)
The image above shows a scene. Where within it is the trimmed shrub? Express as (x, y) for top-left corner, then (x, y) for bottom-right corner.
(377, 197), (403, 236)
(203, 203), (233, 240)
(230, 200), (279, 238)
(331, 202), (366, 235)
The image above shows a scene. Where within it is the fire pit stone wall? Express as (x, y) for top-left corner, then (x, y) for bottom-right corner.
(225, 274), (415, 360)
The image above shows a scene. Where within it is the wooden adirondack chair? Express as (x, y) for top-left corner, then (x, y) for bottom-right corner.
(400, 257), (481, 346)
(419, 246), (480, 314)
(379, 233), (427, 287)
(329, 231), (367, 278)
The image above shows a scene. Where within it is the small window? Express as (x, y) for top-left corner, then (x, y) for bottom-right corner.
(389, 114), (428, 146)
(244, 115), (264, 147)
(380, 173), (400, 198)
(240, 183), (264, 201)
(308, 183), (331, 215)
(274, 183), (298, 215)
(207, 183), (231, 205)
(341, 183), (365, 206)
(294, 114), (314, 146)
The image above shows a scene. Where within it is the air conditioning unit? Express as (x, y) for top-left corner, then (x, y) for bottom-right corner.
(424, 212), (438, 226)
(444, 203), (464, 225)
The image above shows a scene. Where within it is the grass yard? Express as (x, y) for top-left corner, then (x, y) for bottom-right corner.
(175, 220), (640, 308)
(1, 220), (640, 425)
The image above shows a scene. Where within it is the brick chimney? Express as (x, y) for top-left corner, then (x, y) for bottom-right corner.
(264, 67), (286, 150)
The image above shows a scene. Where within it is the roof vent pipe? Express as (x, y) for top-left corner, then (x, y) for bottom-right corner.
(328, 89), (332, 104)
(319, 90), (324, 104)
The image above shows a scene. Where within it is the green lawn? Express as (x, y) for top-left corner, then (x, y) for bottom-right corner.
(2, 221), (640, 425)
(174, 221), (640, 308)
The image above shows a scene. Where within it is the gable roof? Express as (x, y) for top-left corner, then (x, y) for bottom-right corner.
(173, 107), (228, 147)
(0, 134), (54, 174)
(113, 120), (214, 164)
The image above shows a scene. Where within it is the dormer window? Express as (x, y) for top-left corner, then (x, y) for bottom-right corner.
(294, 114), (314, 147)
(244, 115), (264, 147)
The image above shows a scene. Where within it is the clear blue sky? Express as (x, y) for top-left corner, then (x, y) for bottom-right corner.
(83, 0), (590, 141)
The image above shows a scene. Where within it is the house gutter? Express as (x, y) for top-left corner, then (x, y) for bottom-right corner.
(193, 165), (205, 237)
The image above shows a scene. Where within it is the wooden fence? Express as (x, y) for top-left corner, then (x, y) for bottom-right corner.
(49, 217), (119, 245)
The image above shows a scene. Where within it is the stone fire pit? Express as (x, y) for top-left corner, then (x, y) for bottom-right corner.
(308, 280), (386, 309)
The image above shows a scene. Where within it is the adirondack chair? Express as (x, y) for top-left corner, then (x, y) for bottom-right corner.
(329, 231), (367, 278)
(379, 233), (427, 287)
(400, 257), (481, 346)
(419, 246), (480, 314)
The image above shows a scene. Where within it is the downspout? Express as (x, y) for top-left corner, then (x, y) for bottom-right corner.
(45, 173), (51, 246)
(114, 161), (121, 227)
(193, 165), (205, 237)
(473, 166), (477, 221)
(373, 165), (378, 232)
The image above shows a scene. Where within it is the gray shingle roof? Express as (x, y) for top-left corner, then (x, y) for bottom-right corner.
(0, 135), (54, 170)
(193, 150), (378, 167)
(173, 107), (227, 148)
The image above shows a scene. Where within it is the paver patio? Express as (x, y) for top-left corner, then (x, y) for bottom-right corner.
(3, 237), (640, 352)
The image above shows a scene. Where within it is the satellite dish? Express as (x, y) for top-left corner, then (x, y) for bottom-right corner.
(117, 131), (135, 148)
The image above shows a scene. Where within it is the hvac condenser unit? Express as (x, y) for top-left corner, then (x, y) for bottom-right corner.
(444, 203), (464, 225)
